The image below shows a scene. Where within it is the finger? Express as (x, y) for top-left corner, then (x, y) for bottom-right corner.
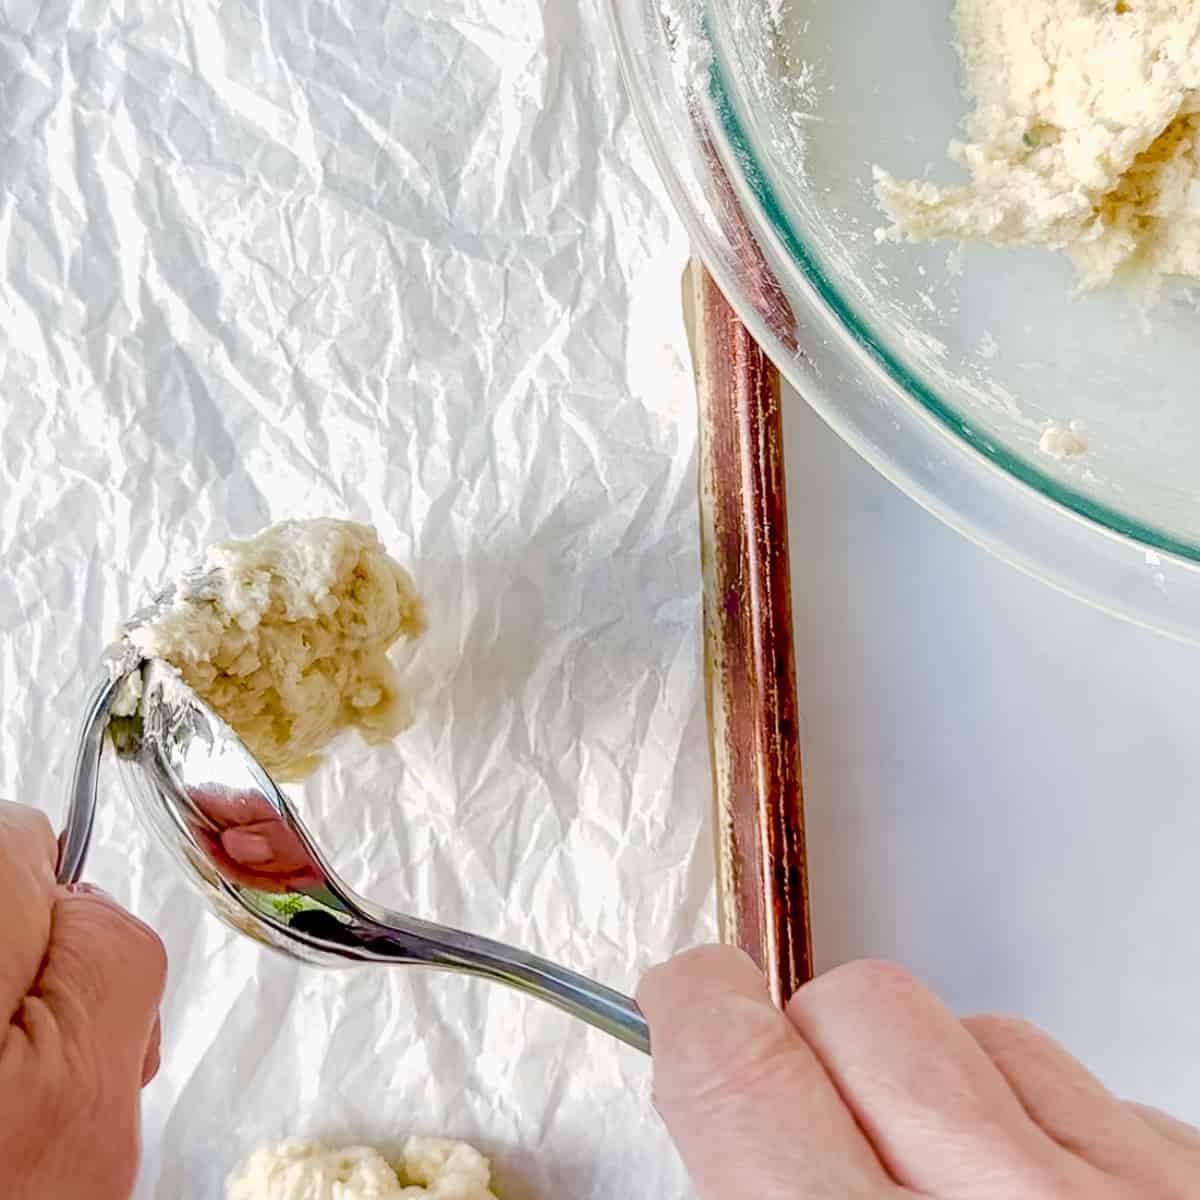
(221, 821), (314, 876)
(192, 827), (319, 893)
(31, 887), (167, 1089)
(639, 945), (898, 1199)
(0, 800), (59, 1021)
(0, 799), (57, 865)
(142, 1016), (162, 1087)
(192, 788), (282, 828)
(191, 789), (319, 890)
(786, 962), (1097, 1196)
(1126, 1101), (1200, 1150)
(964, 1013), (1184, 1190)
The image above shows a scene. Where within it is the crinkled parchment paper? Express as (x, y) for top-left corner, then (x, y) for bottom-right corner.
(0, 0), (713, 1194)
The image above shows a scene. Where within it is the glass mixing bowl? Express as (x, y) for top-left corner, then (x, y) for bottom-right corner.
(609, 0), (1200, 640)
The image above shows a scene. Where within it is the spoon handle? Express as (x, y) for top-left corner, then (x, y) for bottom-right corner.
(293, 904), (651, 1053)
(58, 673), (120, 885)
(434, 939), (651, 1053)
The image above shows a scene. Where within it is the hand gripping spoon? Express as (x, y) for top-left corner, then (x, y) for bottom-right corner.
(59, 653), (650, 1053)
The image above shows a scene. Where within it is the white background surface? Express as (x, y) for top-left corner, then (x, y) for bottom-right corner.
(5, 0), (1198, 1193)
(783, 380), (1200, 1125)
(0, 1), (711, 1195)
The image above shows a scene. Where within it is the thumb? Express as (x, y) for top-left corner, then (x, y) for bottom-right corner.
(638, 946), (890, 1199)
(36, 887), (167, 1083)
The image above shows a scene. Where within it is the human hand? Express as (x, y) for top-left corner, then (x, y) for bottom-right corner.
(0, 799), (167, 1200)
(640, 946), (1199, 1199)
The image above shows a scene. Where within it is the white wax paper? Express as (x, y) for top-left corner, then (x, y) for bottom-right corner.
(0, 0), (714, 1195)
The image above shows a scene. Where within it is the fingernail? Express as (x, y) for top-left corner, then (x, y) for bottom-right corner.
(223, 830), (275, 865)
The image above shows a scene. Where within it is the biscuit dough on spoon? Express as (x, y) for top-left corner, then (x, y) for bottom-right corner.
(124, 519), (424, 779)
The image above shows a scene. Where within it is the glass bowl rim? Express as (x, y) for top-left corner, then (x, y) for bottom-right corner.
(704, 44), (1200, 563)
(605, 0), (1200, 643)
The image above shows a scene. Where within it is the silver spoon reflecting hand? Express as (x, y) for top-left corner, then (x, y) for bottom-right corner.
(61, 657), (650, 1054)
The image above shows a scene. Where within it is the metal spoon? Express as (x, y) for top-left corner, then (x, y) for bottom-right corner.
(61, 656), (650, 1053)
(59, 570), (222, 888)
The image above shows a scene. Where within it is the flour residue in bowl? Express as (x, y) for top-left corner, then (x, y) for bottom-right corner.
(735, 0), (825, 182)
(874, 0), (1200, 293)
(1040, 420), (1089, 460)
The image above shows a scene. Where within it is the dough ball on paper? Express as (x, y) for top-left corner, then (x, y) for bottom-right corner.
(226, 1136), (498, 1200)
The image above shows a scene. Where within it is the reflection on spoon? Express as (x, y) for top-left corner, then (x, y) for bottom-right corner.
(188, 788), (322, 894)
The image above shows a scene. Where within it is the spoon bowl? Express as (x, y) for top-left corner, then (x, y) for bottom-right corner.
(65, 657), (650, 1052)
